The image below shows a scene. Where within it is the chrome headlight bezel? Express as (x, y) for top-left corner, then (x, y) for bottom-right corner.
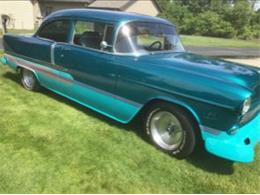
(241, 97), (251, 115)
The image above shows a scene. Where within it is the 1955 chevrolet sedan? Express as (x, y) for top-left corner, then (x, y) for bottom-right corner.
(1, 9), (259, 163)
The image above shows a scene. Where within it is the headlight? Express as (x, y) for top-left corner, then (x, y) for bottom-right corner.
(242, 97), (251, 115)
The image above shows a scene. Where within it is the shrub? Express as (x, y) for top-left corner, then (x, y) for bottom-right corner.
(158, 0), (258, 40)
(238, 25), (260, 40)
(183, 11), (236, 38)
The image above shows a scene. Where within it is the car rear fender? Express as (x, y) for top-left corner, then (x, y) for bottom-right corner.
(3, 54), (41, 83)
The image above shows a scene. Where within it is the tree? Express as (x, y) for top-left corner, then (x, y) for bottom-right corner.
(179, 0), (211, 15)
(159, 0), (193, 33)
(157, 0), (258, 39)
(228, 0), (254, 36)
(184, 11), (236, 38)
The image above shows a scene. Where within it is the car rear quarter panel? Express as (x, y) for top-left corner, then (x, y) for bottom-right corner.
(4, 34), (52, 63)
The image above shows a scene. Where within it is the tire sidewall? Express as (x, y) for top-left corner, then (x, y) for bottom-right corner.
(144, 103), (196, 159)
(21, 68), (39, 91)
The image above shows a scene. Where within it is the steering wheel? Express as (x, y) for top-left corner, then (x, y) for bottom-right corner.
(148, 41), (162, 50)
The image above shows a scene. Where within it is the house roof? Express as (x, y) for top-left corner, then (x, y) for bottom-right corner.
(39, 0), (94, 3)
(38, 0), (161, 12)
(88, 0), (161, 12)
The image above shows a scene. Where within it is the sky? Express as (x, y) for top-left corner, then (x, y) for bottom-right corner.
(255, 1), (260, 10)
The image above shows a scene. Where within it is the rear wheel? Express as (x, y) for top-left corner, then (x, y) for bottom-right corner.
(144, 102), (196, 159)
(20, 68), (40, 91)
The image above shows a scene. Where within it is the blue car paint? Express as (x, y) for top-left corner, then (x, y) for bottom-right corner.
(202, 114), (260, 163)
(2, 54), (141, 123)
(1, 9), (259, 163)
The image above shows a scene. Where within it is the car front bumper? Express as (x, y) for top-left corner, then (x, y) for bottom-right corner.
(201, 113), (260, 163)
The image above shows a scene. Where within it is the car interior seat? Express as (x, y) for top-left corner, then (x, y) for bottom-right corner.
(79, 31), (103, 49)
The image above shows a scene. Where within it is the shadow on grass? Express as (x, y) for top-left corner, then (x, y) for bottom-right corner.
(3, 71), (234, 175)
(186, 147), (234, 174)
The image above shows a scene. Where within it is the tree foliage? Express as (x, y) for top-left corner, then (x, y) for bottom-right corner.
(158, 0), (259, 39)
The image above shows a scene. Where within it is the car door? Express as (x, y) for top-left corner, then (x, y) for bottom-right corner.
(53, 20), (120, 116)
(26, 19), (73, 93)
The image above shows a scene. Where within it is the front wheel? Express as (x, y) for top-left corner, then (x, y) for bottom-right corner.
(144, 102), (196, 159)
(20, 68), (40, 91)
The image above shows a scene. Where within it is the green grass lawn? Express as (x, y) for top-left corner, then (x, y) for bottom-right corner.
(181, 35), (260, 48)
(1, 29), (36, 36)
(0, 52), (260, 193)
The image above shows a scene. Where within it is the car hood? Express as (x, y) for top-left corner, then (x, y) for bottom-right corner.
(141, 52), (259, 91)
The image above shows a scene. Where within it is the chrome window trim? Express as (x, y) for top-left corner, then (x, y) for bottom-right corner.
(34, 36), (55, 43)
(54, 41), (115, 56)
(112, 21), (183, 56)
(102, 25), (108, 43)
(50, 42), (57, 65)
(101, 24), (114, 52)
(35, 18), (180, 57)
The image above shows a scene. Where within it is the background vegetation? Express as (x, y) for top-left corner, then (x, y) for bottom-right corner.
(158, 0), (260, 40)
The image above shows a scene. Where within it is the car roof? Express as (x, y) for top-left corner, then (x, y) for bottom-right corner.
(44, 8), (173, 26)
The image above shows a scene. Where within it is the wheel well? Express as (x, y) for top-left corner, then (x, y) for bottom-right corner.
(137, 99), (202, 139)
(16, 66), (38, 79)
(16, 66), (21, 72)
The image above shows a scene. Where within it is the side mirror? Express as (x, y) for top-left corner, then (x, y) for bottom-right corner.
(100, 41), (109, 50)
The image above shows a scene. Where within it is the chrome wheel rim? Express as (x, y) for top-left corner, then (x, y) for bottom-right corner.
(22, 69), (35, 89)
(150, 111), (184, 150)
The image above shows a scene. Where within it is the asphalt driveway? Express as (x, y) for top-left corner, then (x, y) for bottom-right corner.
(185, 46), (260, 58)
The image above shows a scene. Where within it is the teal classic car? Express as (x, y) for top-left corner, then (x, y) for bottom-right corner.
(1, 9), (259, 163)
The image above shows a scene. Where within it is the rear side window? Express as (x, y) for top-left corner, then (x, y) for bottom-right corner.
(37, 20), (70, 42)
(73, 20), (105, 50)
(73, 20), (114, 51)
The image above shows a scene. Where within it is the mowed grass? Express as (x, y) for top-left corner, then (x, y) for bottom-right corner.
(0, 29), (36, 36)
(181, 35), (260, 48)
(0, 53), (260, 193)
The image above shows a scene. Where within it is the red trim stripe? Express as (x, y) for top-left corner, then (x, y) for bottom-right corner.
(10, 56), (73, 85)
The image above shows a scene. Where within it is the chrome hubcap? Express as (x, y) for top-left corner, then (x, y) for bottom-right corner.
(150, 111), (184, 150)
(22, 69), (35, 88)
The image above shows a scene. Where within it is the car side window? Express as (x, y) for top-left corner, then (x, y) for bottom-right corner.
(73, 20), (114, 51)
(37, 20), (70, 42)
(104, 25), (114, 46)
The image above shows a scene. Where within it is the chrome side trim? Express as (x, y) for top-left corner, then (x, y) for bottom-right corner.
(5, 54), (40, 81)
(50, 42), (57, 65)
(200, 125), (222, 135)
(5, 53), (142, 108)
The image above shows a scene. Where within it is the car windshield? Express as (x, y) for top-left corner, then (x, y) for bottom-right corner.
(115, 22), (185, 55)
